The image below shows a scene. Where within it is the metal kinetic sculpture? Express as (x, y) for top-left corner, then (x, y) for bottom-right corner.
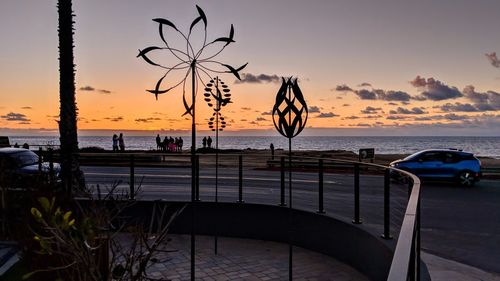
(272, 77), (308, 281)
(138, 6), (246, 279)
(137, 5), (247, 153)
(204, 76), (231, 254)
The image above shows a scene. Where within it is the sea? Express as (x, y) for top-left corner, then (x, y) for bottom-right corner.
(6, 136), (500, 158)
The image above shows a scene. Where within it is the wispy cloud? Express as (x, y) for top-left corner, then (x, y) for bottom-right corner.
(485, 52), (500, 68)
(235, 73), (280, 84)
(1, 112), (30, 122)
(360, 106), (382, 114)
(316, 112), (339, 118)
(104, 116), (124, 122)
(79, 85), (112, 94)
(241, 107), (252, 111)
(335, 84), (353, 92)
(358, 82), (372, 87)
(135, 117), (162, 123)
(308, 106), (321, 113)
(410, 76), (462, 101)
(21, 106), (32, 110)
(389, 107), (427, 115)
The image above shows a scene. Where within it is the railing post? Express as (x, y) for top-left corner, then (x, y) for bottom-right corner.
(352, 163), (362, 224)
(195, 155), (200, 201)
(130, 154), (135, 200)
(317, 159), (325, 214)
(382, 169), (392, 239)
(38, 147), (42, 172)
(279, 156), (286, 206)
(237, 155), (244, 203)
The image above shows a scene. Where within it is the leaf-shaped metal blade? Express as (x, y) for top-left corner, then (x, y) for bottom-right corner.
(153, 18), (178, 31)
(195, 5), (207, 28)
(222, 62), (248, 80)
(190, 17), (202, 33)
(137, 47), (162, 67)
(146, 75), (169, 100)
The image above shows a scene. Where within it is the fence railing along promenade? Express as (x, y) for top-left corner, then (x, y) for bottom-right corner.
(33, 149), (422, 280)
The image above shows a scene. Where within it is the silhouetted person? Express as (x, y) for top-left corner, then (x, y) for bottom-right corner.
(156, 134), (161, 150)
(112, 134), (118, 152)
(270, 143), (275, 160)
(118, 133), (125, 152)
(22, 143), (29, 149)
(207, 136), (212, 148)
(202, 137), (207, 148)
(178, 137), (184, 152)
(13, 143), (19, 148)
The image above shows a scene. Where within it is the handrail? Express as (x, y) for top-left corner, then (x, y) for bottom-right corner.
(67, 151), (422, 279)
(387, 171), (421, 281)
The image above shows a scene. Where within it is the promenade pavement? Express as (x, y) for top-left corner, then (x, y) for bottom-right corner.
(148, 234), (368, 281)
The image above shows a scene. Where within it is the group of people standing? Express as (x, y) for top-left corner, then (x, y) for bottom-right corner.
(112, 133), (125, 152)
(156, 134), (183, 152)
(202, 136), (213, 148)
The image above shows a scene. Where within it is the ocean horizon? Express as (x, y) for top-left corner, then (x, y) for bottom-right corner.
(5, 135), (500, 158)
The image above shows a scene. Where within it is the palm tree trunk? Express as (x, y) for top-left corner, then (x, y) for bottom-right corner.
(58, 0), (84, 196)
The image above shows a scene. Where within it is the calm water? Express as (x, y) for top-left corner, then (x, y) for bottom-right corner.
(7, 136), (500, 158)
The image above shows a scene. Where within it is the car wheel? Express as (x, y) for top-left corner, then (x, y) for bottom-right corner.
(458, 171), (475, 187)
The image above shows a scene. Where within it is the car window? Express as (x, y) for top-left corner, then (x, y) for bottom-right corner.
(443, 152), (460, 163)
(11, 151), (39, 167)
(419, 152), (442, 162)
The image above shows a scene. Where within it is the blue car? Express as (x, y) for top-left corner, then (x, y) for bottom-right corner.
(390, 149), (481, 186)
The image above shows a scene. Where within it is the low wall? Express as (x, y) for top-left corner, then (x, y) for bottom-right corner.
(120, 201), (395, 281)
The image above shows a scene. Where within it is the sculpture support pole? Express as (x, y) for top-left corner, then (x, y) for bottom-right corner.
(288, 84), (293, 281)
(190, 61), (196, 281)
(215, 77), (219, 255)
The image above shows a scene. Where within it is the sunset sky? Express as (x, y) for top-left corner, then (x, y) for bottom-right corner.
(1, 0), (499, 136)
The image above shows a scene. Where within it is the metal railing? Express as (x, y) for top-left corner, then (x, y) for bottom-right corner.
(30, 150), (421, 280)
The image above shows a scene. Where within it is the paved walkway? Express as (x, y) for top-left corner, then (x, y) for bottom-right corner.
(422, 251), (500, 281)
(148, 235), (368, 281)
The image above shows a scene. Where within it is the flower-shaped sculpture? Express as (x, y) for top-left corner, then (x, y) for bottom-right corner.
(272, 77), (308, 139)
(137, 5), (247, 152)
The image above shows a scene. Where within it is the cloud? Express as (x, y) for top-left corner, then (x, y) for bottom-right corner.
(308, 106), (321, 113)
(335, 84), (353, 92)
(389, 107), (426, 115)
(439, 102), (480, 112)
(235, 73), (280, 84)
(261, 111), (272, 116)
(379, 90), (412, 102)
(256, 117), (267, 121)
(240, 119), (247, 122)
(358, 82), (372, 87)
(342, 116), (359, 120)
(316, 112), (339, 118)
(342, 104), (350, 107)
(135, 117), (161, 123)
(79, 86), (95, 91)
(360, 106), (382, 114)
(463, 85), (500, 110)
(1, 112), (30, 122)
(241, 107), (252, 111)
(387, 102), (398, 106)
(79, 85), (112, 94)
(410, 76), (463, 101)
(386, 115), (410, 120)
(104, 116), (124, 122)
(21, 106), (32, 110)
(354, 89), (377, 100)
(485, 52), (500, 68)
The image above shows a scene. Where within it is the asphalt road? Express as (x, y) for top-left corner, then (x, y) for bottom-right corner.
(81, 165), (500, 274)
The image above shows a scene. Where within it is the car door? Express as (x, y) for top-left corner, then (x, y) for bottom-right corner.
(415, 151), (444, 177)
(441, 152), (460, 177)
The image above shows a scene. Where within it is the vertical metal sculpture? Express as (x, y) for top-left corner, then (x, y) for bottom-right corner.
(204, 76), (231, 254)
(272, 77), (308, 281)
(138, 6), (246, 280)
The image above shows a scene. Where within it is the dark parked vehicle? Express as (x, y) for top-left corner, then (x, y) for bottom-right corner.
(390, 149), (481, 186)
(0, 148), (61, 188)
